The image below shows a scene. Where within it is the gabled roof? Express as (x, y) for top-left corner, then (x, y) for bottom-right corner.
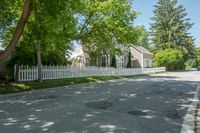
(133, 46), (153, 55)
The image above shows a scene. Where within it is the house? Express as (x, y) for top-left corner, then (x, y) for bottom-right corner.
(71, 45), (153, 68)
(71, 54), (85, 68)
(112, 46), (153, 68)
(130, 46), (153, 68)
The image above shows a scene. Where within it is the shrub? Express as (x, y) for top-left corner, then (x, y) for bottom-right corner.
(153, 49), (185, 71)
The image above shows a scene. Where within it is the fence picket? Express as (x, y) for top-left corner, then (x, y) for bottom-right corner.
(17, 65), (166, 82)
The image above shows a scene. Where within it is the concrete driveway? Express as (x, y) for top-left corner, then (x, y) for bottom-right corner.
(0, 71), (200, 133)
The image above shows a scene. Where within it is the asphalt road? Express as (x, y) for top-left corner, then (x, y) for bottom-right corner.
(0, 71), (200, 133)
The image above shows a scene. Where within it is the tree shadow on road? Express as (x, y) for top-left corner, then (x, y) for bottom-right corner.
(0, 75), (199, 133)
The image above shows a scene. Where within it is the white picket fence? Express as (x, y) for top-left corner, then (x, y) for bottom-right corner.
(15, 65), (166, 82)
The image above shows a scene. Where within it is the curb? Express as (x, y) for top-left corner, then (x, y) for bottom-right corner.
(181, 85), (200, 133)
(196, 107), (200, 133)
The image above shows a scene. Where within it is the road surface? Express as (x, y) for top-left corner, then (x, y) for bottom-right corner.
(0, 71), (200, 133)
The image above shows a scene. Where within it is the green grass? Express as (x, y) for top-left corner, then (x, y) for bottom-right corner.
(0, 73), (155, 95)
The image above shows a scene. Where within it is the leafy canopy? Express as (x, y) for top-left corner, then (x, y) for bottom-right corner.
(150, 0), (195, 60)
(153, 49), (184, 71)
(0, 0), (141, 65)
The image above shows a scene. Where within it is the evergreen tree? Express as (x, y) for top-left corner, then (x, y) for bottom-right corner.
(150, 0), (195, 60)
(111, 56), (117, 68)
(127, 52), (132, 68)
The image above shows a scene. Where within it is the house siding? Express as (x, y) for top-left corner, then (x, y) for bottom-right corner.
(76, 45), (153, 69)
(143, 54), (153, 68)
(130, 47), (143, 68)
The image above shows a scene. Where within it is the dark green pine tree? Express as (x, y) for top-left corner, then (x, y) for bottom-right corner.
(127, 52), (132, 68)
(150, 0), (196, 60)
(111, 56), (117, 68)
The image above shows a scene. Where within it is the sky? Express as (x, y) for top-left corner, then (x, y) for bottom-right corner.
(133, 0), (200, 47)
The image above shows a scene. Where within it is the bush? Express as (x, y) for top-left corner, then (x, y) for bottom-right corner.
(185, 59), (196, 69)
(153, 49), (185, 71)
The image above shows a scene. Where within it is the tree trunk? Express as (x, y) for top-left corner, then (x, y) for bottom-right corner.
(37, 43), (42, 82)
(0, 0), (33, 61)
(14, 64), (20, 81)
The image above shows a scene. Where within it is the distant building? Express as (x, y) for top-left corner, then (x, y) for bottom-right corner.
(71, 46), (153, 68)
(71, 54), (85, 68)
(130, 46), (153, 68)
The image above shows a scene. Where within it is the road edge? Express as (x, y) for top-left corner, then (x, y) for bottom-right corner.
(181, 85), (200, 133)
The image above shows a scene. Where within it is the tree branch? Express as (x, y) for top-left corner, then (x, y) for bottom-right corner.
(0, 0), (33, 61)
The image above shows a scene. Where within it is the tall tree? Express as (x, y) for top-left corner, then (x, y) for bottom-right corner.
(0, 0), (33, 60)
(150, 0), (195, 60)
(0, 0), (140, 65)
(127, 52), (132, 68)
(135, 26), (150, 49)
(78, 0), (139, 57)
(0, 0), (79, 61)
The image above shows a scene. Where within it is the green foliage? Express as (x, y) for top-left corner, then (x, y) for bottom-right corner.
(134, 26), (150, 49)
(79, 0), (139, 56)
(42, 50), (70, 65)
(150, 0), (195, 61)
(111, 56), (117, 68)
(1, 0), (140, 67)
(0, 0), (23, 46)
(127, 52), (132, 68)
(1, 0), (78, 66)
(185, 59), (196, 69)
(195, 48), (200, 66)
(153, 49), (185, 71)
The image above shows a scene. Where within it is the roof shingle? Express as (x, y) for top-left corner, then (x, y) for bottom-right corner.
(134, 46), (153, 55)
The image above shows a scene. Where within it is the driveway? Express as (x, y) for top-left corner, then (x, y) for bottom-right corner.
(0, 71), (200, 133)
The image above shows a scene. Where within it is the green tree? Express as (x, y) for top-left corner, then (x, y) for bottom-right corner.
(111, 56), (117, 68)
(0, 0), (79, 61)
(135, 26), (150, 49)
(194, 48), (200, 67)
(153, 49), (184, 71)
(150, 0), (195, 60)
(127, 52), (132, 68)
(78, 0), (139, 57)
(1, 0), (139, 64)
(0, 0), (33, 60)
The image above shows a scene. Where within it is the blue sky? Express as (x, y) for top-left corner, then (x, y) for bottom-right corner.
(133, 0), (200, 47)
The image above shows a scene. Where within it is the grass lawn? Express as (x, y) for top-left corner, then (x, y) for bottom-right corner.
(0, 74), (155, 95)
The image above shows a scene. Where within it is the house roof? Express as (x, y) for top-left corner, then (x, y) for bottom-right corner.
(134, 46), (153, 55)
